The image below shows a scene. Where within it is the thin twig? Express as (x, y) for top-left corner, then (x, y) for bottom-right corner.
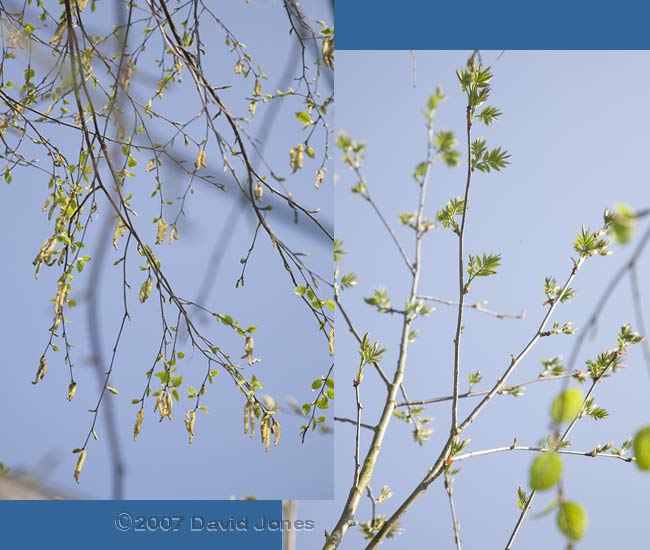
(334, 417), (376, 432)
(325, 97), (438, 550)
(450, 103), (475, 434)
(452, 444), (632, 463)
(418, 295), (524, 320)
(395, 371), (583, 408)
(444, 472), (462, 550)
(630, 265), (650, 381)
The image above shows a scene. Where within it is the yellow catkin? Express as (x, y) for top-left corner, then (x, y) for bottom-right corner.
(134, 408), (144, 441)
(165, 392), (173, 420)
(54, 280), (68, 318)
(244, 336), (254, 366)
(169, 224), (179, 244)
(243, 402), (250, 435)
(156, 219), (168, 245)
(249, 404), (255, 438)
(315, 168), (325, 188)
(112, 217), (126, 250)
(195, 148), (207, 171)
(328, 326), (334, 356)
(155, 393), (165, 421)
(74, 450), (87, 484)
(261, 415), (270, 452)
(185, 409), (196, 443)
(273, 420), (281, 447)
(253, 183), (263, 202)
(322, 37), (334, 70)
(67, 381), (77, 401)
(139, 275), (153, 303)
(289, 144), (304, 173)
(32, 355), (47, 385)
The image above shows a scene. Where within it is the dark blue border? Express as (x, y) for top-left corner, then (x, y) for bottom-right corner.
(336, 0), (650, 49)
(0, 500), (283, 549)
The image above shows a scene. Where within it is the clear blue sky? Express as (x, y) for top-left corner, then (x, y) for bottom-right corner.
(298, 51), (650, 548)
(0, 1), (333, 500)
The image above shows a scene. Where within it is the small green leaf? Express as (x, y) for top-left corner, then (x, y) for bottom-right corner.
(106, 386), (119, 395)
(295, 111), (311, 125)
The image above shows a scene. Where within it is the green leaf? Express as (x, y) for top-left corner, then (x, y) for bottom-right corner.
(573, 226), (610, 257)
(477, 105), (502, 126)
(316, 396), (329, 409)
(467, 253), (501, 280)
(294, 285), (306, 296)
(556, 501), (587, 541)
(633, 426), (650, 470)
(529, 452), (563, 490)
(550, 388), (583, 423)
(106, 386), (119, 395)
(334, 239), (347, 262)
(295, 111), (311, 125)
(413, 162), (427, 181)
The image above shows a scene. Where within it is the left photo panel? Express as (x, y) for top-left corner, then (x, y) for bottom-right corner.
(0, 0), (333, 501)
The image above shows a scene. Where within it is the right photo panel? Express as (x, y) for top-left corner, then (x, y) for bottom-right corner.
(302, 50), (650, 549)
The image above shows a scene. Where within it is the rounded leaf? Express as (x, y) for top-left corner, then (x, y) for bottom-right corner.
(550, 389), (583, 423)
(634, 426), (650, 470)
(529, 452), (563, 491)
(556, 501), (587, 541)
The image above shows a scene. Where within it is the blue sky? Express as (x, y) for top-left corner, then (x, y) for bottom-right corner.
(0, 0), (333, 500)
(298, 50), (650, 548)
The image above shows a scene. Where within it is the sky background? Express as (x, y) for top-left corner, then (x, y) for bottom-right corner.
(0, 0), (333, 500)
(298, 50), (650, 548)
